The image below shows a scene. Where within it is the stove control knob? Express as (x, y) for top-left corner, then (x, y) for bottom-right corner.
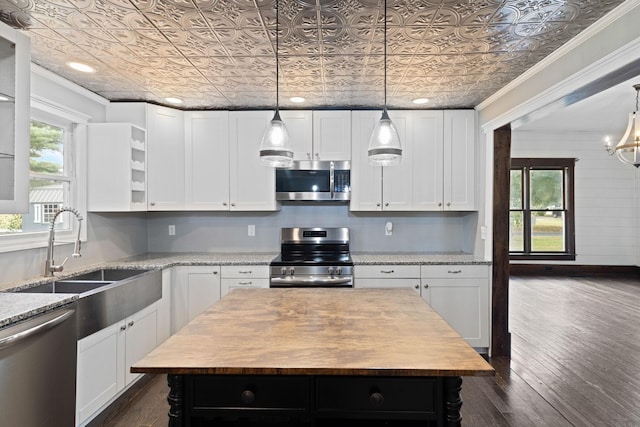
(288, 267), (295, 276)
(336, 267), (342, 276)
(280, 267), (287, 276)
(328, 267), (334, 276)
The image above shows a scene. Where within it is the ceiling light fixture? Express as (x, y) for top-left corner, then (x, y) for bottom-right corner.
(164, 97), (183, 105)
(605, 84), (640, 167)
(259, 0), (293, 168)
(67, 61), (95, 73)
(368, 0), (402, 167)
(412, 98), (429, 105)
(290, 96), (305, 103)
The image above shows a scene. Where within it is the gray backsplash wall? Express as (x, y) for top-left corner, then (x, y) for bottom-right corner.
(147, 205), (478, 253)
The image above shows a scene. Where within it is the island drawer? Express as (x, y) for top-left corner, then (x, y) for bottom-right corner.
(315, 377), (439, 418)
(188, 375), (310, 413)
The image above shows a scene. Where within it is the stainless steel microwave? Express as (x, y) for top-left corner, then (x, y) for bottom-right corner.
(276, 161), (351, 201)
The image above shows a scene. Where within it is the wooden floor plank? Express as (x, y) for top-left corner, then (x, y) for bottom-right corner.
(101, 275), (640, 427)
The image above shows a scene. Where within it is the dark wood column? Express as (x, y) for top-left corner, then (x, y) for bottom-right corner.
(492, 125), (512, 357)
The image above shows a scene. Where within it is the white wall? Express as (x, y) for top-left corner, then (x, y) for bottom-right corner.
(511, 130), (637, 265)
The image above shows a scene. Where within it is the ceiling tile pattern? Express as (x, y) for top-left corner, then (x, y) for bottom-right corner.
(0, 0), (627, 109)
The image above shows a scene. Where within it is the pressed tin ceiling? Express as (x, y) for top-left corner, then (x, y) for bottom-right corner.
(0, 0), (628, 110)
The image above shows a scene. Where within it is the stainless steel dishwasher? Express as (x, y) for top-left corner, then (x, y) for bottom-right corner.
(0, 303), (78, 426)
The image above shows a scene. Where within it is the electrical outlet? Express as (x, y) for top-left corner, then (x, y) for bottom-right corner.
(168, 225), (175, 236)
(385, 221), (393, 236)
(480, 226), (487, 240)
(248, 224), (255, 237)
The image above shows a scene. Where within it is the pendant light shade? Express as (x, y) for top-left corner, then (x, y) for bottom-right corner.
(259, 0), (293, 168)
(368, 0), (402, 166)
(368, 108), (402, 166)
(605, 84), (640, 168)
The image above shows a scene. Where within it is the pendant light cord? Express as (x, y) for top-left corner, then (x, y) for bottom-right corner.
(276, 0), (280, 111)
(383, 0), (387, 108)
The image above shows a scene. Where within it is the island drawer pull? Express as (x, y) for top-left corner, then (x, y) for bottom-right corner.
(238, 281), (252, 285)
(239, 270), (252, 274)
(240, 390), (255, 404)
(380, 270), (394, 274)
(369, 391), (384, 407)
(448, 270), (462, 274)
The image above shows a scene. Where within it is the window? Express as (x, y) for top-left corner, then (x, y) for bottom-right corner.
(0, 100), (86, 253)
(509, 158), (576, 260)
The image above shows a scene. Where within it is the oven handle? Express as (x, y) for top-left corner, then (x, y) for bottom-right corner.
(330, 161), (335, 200)
(270, 276), (352, 286)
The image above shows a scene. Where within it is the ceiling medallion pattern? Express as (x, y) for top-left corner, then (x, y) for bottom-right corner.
(0, 0), (626, 109)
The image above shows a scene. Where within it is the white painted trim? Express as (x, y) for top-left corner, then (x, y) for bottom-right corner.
(31, 94), (91, 124)
(31, 63), (109, 106)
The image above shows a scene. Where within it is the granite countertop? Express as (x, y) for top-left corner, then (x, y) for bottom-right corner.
(1, 251), (490, 329)
(0, 292), (78, 331)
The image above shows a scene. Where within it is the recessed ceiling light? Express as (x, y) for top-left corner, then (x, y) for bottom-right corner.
(164, 97), (183, 105)
(290, 96), (305, 103)
(412, 98), (429, 105)
(67, 62), (95, 73)
(0, 95), (9, 102)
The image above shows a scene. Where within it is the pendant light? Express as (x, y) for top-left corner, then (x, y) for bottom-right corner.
(605, 84), (640, 167)
(259, 0), (293, 168)
(368, 0), (402, 166)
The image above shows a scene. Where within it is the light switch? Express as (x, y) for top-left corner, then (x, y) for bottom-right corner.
(248, 225), (256, 236)
(168, 225), (175, 236)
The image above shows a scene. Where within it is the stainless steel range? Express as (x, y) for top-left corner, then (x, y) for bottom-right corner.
(269, 227), (354, 288)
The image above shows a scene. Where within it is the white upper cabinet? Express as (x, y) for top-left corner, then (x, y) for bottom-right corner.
(285, 110), (351, 161)
(87, 123), (147, 211)
(229, 111), (278, 211)
(311, 110), (351, 160)
(350, 111), (383, 211)
(444, 110), (475, 210)
(184, 111), (230, 210)
(146, 104), (185, 210)
(350, 109), (474, 212)
(0, 23), (30, 214)
(281, 110), (313, 161)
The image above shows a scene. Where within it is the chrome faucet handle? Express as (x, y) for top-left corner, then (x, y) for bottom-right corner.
(50, 257), (69, 273)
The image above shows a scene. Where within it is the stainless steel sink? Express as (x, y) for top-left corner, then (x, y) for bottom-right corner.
(15, 280), (113, 294)
(14, 268), (162, 339)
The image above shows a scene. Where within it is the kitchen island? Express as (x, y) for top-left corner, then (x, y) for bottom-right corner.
(133, 288), (494, 426)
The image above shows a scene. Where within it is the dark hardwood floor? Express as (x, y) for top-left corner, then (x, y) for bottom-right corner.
(102, 275), (640, 426)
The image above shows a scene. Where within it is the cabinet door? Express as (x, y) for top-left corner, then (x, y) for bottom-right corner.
(350, 111), (382, 211)
(76, 321), (125, 425)
(382, 111), (413, 211)
(185, 111), (230, 210)
(187, 266), (221, 320)
(229, 111), (278, 211)
(0, 25), (29, 214)
(312, 110), (351, 160)
(124, 303), (158, 386)
(411, 110), (444, 210)
(280, 110), (313, 161)
(146, 104), (185, 210)
(444, 110), (475, 210)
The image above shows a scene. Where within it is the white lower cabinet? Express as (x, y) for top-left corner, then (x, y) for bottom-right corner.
(171, 266), (221, 334)
(420, 265), (489, 349)
(221, 265), (270, 297)
(354, 265), (421, 291)
(76, 303), (158, 426)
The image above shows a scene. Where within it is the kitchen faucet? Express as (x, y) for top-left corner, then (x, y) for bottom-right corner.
(44, 206), (83, 276)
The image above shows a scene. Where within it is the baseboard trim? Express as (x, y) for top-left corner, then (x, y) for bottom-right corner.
(509, 264), (640, 276)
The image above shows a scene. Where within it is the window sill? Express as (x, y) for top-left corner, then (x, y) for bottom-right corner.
(510, 253), (577, 261)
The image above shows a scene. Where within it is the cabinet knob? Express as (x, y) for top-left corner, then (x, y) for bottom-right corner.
(424, 284), (429, 289)
(438, 202), (442, 207)
(369, 392), (384, 407)
(128, 321), (134, 327)
(240, 390), (255, 404)
(231, 203), (236, 207)
(384, 202), (389, 207)
(223, 202), (227, 206)
(414, 284), (419, 289)
(213, 271), (218, 275)
(307, 152), (311, 159)
(120, 325), (126, 331)
(447, 202), (451, 207)
(376, 203), (381, 207)
(150, 202), (156, 206)
(315, 153), (319, 158)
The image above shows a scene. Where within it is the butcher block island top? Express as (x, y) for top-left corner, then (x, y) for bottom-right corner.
(132, 288), (493, 377)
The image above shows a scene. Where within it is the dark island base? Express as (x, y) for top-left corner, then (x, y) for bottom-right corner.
(166, 374), (463, 427)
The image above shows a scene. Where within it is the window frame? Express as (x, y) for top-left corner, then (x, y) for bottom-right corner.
(0, 97), (88, 253)
(509, 157), (576, 261)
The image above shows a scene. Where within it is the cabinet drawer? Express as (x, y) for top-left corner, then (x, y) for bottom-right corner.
(221, 265), (269, 278)
(189, 375), (310, 412)
(316, 377), (438, 418)
(356, 265), (420, 279)
(421, 264), (488, 279)
(354, 278), (420, 291)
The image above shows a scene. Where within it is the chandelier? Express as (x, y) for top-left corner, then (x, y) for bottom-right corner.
(605, 84), (640, 167)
